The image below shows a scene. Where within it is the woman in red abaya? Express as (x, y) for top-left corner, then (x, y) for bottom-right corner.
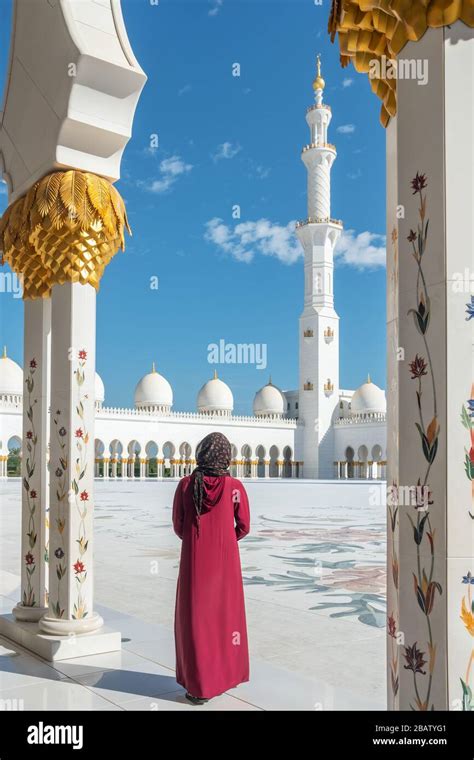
(173, 431), (250, 704)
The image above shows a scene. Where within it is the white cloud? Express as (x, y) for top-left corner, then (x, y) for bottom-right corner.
(146, 155), (193, 193)
(212, 142), (241, 162)
(178, 84), (191, 96)
(205, 218), (301, 264)
(206, 218), (386, 271)
(342, 78), (353, 88)
(335, 229), (386, 269)
(337, 124), (356, 134)
(208, 0), (223, 16)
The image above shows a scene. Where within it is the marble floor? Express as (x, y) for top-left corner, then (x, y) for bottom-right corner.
(0, 479), (387, 710)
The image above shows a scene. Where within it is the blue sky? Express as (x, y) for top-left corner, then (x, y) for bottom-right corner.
(0, 0), (386, 414)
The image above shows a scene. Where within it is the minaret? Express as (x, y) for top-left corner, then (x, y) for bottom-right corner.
(296, 56), (343, 478)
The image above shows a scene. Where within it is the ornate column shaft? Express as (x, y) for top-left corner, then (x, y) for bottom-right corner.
(40, 283), (102, 634)
(13, 299), (50, 621)
(385, 22), (474, 710)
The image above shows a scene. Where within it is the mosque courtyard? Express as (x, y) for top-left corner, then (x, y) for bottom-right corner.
(0, 479), (386, 710)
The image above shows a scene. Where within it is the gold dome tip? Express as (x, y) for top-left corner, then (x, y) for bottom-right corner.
(152, 361), (156, 374)
(312, 54), (325, 91)
(2, 346), (6, 359)
(367, 373), (371, 384)
(213, 369), (218, 380)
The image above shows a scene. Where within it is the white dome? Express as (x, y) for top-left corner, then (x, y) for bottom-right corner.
(0, 348), (23, 398)
(253, 379), (285, 417)
(197, 372), (233, 415)
(351, 376), (386, 416)
(95, 372), (105, 407)
(134, 363), (173, 411)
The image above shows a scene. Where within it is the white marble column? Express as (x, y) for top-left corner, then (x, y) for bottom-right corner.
(157, 458), (163, 479)
(40, 283), (103, 635)
(386, 23), (474, 711)
(13, 299), (50, 622)
(103, 457), (109, 480)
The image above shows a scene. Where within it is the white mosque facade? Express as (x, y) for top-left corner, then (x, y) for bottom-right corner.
(0, 62), (387, 482)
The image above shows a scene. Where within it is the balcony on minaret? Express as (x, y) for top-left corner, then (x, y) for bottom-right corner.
(303, 381), (314, 391)
(324, 379), (334, 396)
(324, 327), (334, 343)
(303, 329), (313, 341)
(296, 216), (343, 229)
(301, 141), (336, 155)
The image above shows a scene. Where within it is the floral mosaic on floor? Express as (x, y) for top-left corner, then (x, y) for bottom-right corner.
(238, 504), (386, 629)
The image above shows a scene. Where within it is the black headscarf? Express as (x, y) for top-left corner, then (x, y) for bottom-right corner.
(192, 432), (231, 535)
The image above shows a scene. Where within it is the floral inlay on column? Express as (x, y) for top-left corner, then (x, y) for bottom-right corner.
(461, 386), (474, 520)
(388, 609), (399, 699)
(404, 173), (443, 711)
(23, 358), (39, 607)
(72, 348), (90, 619)
(51, 410), (68, 619)
(460, 572), (474, 711)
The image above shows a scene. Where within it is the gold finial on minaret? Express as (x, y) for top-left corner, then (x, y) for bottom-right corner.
(268, 375), (273, 385)
(313, 53), (325, 91)
(2, 346), (6, 359)
(367, 373), (372, 384)
(213, 369), (218, 380)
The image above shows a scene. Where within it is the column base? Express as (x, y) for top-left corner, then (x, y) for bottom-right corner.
(0, 612), (121, 661)
(12, 603), (49, 622)
(39, 611), (104, 635)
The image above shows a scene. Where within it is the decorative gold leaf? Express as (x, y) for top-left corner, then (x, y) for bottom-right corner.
(59, 171), (87, 216)
(75, 188), (94, 231)
(101, 200), (116, 238)
(48, 194), (67, 231)
(36, 173), (61, 217)
(109, 185), (125, 225)
(23, 182), (39, 222)
(86, 174), (110, 216)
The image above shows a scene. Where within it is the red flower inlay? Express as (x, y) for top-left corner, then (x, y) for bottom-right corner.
(30, 490), (37, 499)
(387, 613), (397, 638)
(409, 354), (427, 379)
(29, 359), (37, 369)
(80, 490), (89, 502)
(26, 431), (33, 439)
(75, 429), (83, 438)
(73, 561), (85, 574)
(78, 349), (87, 360)
(25, 552), (35, 565)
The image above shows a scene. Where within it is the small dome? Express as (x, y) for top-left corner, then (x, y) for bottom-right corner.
(253, 378), (285, 417)
(197, 371), (233, 415)
(0, 347), (23, 398)
(134, 363), (173, 411)
(351, 375), (386, 416)
(95, 372), (105, 408)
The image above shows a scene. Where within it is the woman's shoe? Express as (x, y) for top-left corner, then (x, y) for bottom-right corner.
(185, 692), (209, 705)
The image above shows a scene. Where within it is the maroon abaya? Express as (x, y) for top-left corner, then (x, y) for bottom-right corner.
(173, 474), (250, 699)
